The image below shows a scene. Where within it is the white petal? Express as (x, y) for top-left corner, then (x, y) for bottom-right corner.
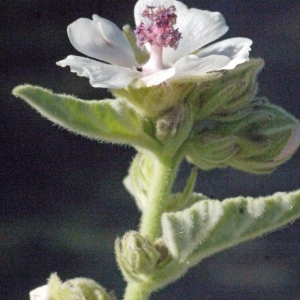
(142, 67), (176, 86)
(164, 9), (228, 65)
(29, 285), (49, 300)
(67, 16), (137, 67)
(57, 56), (140, 89)
(142, 54), (230, 86)
(172, 54), (230, 79)
(197, 38), (253, 70)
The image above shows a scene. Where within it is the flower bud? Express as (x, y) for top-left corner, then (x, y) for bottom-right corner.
(156, 105), (185, 140)
(186, 102), (300, 174)
(115, 231), (160, 283)
(195, 59), (263, 121)
(30, 273), (115, 300)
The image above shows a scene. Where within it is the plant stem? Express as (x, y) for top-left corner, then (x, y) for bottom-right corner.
(139, 155), (180, 242)
(122, 154), (182, 300)
(123, 283), (151, 300)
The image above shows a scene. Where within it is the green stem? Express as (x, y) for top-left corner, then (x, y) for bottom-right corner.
(123, 155), (181, 300)
(123, 283), (151, 300)
(139, 155), (180, 242)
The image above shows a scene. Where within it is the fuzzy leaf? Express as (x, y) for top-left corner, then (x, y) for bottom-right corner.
(123, 153), (156, 211)
(162, 189), (300, 265)
(13, 84), (159, 151)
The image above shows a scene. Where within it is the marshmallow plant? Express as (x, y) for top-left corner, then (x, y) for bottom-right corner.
(13, 1), (300, 299)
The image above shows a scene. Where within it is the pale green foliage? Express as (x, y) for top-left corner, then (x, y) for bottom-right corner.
(123, 153), (155, 211)
(12, 85), (159, 152)
(162, 190), (300, 265)
(12, 56), (300, 300)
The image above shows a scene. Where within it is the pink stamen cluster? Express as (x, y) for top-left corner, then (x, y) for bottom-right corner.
(134, 5), (182, 49)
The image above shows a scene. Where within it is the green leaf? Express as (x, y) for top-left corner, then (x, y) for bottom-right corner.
(162, 189), (300, 265)
(123, 153), (156, 211)
(12, 84), (160, 151)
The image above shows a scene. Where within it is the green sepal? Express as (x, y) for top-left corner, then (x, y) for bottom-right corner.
(194, 59), (263, 121)
(12, 85), (160, 151)
(156, 104), (194, 157)
(112, 81), (197, 118)
(162, 189), (300, 265)
(186, 102), (300, 173)
(48, 273), (73, 300)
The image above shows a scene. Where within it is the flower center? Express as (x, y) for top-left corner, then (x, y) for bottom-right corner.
(134, 5), (182, 73)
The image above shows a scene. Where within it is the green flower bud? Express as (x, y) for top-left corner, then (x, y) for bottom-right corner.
(194, 59), (263, 121)
(30, 273), (115, 300)
(186, 102), (300, 174)
(115, 231), (160, 283)
(156, 105), (185, 140)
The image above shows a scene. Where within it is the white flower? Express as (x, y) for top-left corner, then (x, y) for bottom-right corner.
(57, 0), (252, 89)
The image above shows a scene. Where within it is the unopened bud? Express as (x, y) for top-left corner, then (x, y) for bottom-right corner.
(115, 231), (160, 283)
(30, 274), (115, 300)
(186, 102), (300, 174)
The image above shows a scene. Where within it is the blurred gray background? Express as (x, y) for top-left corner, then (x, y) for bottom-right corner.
(1, 0), (300, 299)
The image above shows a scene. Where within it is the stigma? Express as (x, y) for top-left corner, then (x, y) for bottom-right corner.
(134, 5), (182, 73)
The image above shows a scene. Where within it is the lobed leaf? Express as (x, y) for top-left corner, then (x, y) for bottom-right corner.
(162, 189), (300, 265)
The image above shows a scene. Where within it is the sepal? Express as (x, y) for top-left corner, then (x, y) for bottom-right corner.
(112, 81), (196, 118)
(157, 104), (194, 157)
(194, 59), (263, 120)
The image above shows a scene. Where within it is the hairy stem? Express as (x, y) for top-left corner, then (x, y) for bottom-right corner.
(123, 283), (151, 300)
(139, 155), (180, 242)
(122, 154), (181, 300)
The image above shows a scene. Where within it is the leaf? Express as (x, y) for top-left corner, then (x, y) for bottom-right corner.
(123, 153), (156, 211)
(162, 189), (300, 265)
(12, 84), (159, 151)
